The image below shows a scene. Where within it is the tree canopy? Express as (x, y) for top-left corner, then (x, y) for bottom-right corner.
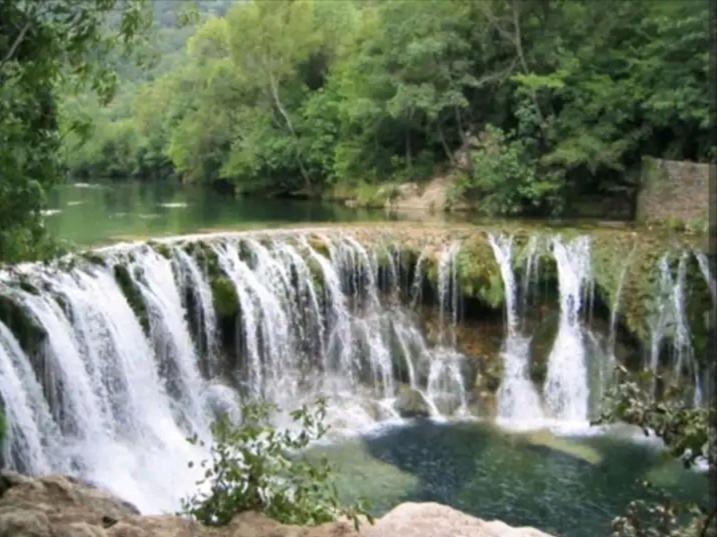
(2, 0), (713, 260)
(0, 0), (149, 262)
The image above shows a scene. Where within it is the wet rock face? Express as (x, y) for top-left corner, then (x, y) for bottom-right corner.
(0, 471), (555, 537)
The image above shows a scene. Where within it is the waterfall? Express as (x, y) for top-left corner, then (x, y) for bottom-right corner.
(172, 246), (219, 376)
(488, 234), (544, 426)
(647, 253), (699, 403)
(671, 253), (693, 380)
(437, 241), (461, 344)
(123, 248), (209, 432)
(0, 262), (212, 514)
(608, 249), (634, 358)
(544, 236), (592, 424)
(2, 228), (703, 513)
(0, 320), (59, 474)
(649, 256), (674, 376)
(410, 248), (428, 308)
(695, 250), (716, 303)
(520, 235), (540, 323)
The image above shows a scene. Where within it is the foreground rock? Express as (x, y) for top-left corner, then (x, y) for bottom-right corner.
(0, 471), (554, 537)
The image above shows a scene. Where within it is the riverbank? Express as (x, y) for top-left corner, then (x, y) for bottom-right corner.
(0, 471), (553, 537)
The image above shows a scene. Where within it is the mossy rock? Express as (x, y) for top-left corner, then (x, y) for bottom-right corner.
(481, 358), (504, 392)
(393, 386), (431, 418)
(149, 241), (172, 259)
(79, 252), (106, 266)
(0, 294), (46, 357)
(113, 265), (149, 334)
(529, 312), (558, 384)
(211, 276), (239, 319)
(306, 235), (330, 259)
(455, 236), (504, 310)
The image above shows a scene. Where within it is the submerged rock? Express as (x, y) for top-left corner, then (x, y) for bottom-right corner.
(393, 386), (432, 418)
(0, 471), (555, 537)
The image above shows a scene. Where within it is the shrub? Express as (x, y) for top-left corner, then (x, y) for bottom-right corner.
(182, 399), (372, 528)
(596, 366), (716, 536)
(453, 125), (563, 216)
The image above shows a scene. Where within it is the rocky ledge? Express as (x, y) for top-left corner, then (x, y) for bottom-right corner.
(0, 471), (553, 537)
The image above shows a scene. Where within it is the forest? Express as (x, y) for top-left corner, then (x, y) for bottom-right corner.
(1, 0), (712, 262)
(60, 0), (710, 208)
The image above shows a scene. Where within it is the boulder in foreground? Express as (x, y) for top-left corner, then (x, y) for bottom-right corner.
(0, 471), (554, 537)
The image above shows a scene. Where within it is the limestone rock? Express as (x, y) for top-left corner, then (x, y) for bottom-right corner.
(0, 471), (555, 537)
(393, 386), (432, 418)
(0, 471), (136, 537)
(366, 503), (552, 537)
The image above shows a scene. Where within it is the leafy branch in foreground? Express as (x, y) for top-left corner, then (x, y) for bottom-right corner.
(595, 366), (715, 537)
(181, 398), (372, 528)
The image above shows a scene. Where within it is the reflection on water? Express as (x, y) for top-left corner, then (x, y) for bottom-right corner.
(46, 179), (639, 248)
(45, 180), (408, 246)
(310, 421), (708, 537)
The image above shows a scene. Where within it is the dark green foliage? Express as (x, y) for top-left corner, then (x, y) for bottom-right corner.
(596, 366), (716, 536)
(182, 399), (372, 528)
(55, 0), (710, 216)
(452, 125), (563, 215)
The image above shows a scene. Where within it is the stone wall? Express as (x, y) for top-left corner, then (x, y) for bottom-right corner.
(636, 156), (712, 222)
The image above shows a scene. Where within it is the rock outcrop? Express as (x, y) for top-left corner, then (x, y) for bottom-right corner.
(393, 386), (432, 418)
(0, 471), (554, 537)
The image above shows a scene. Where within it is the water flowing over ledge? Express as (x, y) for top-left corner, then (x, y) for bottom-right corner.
(0, 224), (712, 513)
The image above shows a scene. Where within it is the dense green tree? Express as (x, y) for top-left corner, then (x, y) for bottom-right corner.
(53, 0), (712, 216)
(0, 0), (149, 262)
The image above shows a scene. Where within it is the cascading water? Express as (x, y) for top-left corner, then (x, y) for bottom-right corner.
(0, 261), (210, 513)
(488, 234), (544, 426)
(0, 320), (59, 475)
(648, 252), (700, 404)
(0, 228), (710, 514)
(544, 236), (592, 424)
(0, 231), (475, 514)
(437, 241), (461, 343)
(520, 235), (541, 324)
(695, 250), (716, 303)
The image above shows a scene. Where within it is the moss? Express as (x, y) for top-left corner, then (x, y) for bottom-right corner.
(17, 279), (39, 295)
(481, 359), (503, 392)
(149, 241), (172, 259)
(0, 294), (46, 357)
(113, 264), (149, 334)
(529, 312), (558, 383)
(307, 235), (330, 258)
(455, 236), (504, 310)
(211, 276), (239, 319)
(79, 252), (106, 266)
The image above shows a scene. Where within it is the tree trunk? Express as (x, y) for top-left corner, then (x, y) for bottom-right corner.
(438, 123), (455, 166)
(511, 0), (549, 145)
(268, 72), (312, 193)
(454, 106), (472, 174)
